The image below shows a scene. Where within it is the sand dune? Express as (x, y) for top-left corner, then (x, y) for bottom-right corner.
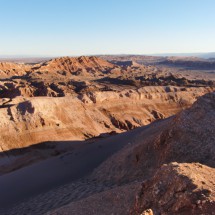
(0, 126), (145, 212)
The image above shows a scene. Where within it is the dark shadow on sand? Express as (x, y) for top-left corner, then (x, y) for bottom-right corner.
(0, 126), (147, 210)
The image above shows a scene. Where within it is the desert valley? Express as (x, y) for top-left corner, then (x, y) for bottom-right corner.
(0, 55), (214, 214)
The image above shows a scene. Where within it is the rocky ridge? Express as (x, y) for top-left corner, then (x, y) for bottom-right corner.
(49, 92), (215, 215)
(133, 162), (215, 215)
(0, 62), (31, 77)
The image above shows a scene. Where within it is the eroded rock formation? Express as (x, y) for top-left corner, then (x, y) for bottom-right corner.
(133, 162), (215, 215)
(47, 92), (215, 215)
(0, 56), (214, 174)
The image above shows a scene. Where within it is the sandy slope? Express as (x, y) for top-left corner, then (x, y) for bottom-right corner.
(0, 125), (146, 212)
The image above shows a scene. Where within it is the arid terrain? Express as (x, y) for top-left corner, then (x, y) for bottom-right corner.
(0, 55), (214, 215)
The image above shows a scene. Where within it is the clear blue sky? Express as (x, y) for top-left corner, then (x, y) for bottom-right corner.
(0, 0), (215, 56)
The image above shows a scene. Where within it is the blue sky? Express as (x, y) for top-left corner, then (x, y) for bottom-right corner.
(0, 0), (215, 56)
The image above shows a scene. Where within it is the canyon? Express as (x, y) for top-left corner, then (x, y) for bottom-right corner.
(0, 56), (214, 215)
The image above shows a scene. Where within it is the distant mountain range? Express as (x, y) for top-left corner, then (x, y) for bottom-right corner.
(151, 52), (215, 59)
(0, 52), (215, 61)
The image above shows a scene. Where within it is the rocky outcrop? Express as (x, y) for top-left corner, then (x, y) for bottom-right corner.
(34, 56), (117, 76)
(133, 162), (215, 215)
(89, 92), (215, 184)
(0, 62), (30, 77)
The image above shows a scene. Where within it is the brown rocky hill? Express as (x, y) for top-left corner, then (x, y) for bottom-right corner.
(0, 56), (121, 98)
(0, 62), (31, 77)
(133, 162), (215, 215)
(0, 56), (117, 80)
(33, 56), (117, 76)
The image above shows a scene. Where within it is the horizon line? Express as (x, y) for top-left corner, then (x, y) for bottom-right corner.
(0, 51), (215, 59)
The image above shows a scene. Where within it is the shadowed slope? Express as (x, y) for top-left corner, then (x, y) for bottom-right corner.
(89, 92), (215, 184)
